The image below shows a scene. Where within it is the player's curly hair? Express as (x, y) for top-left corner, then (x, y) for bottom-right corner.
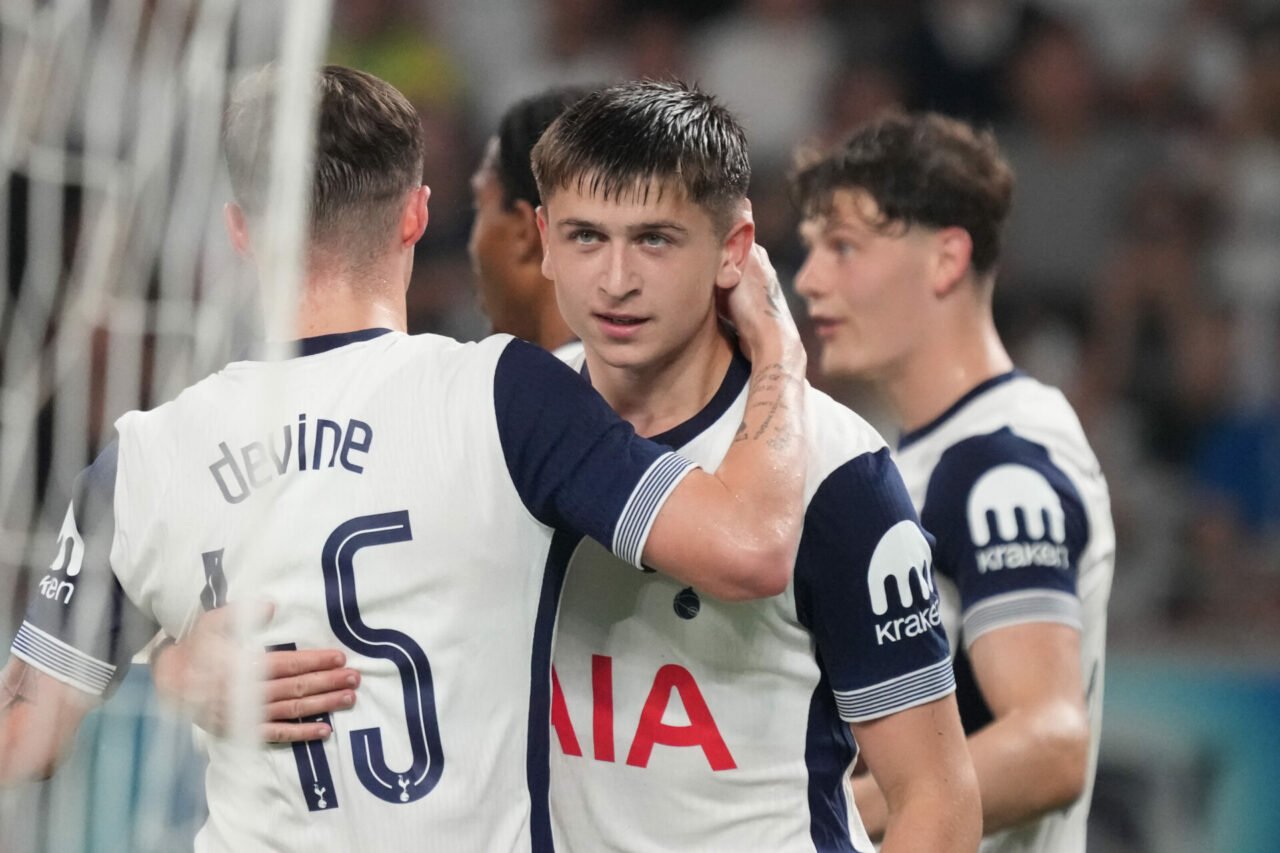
(531, 80), (750, 235)
(223, 65), (424, 251)
(791, 112), (1014, 276)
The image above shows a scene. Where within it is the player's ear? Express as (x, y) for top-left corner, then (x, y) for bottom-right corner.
(401, 185), (430, 247)
(536, 205), (554, 280)
(224, 203), (253, 258)
(512, 199), (542, 265)
(714, 204), (756, 291)
(932, 226), (973, 298)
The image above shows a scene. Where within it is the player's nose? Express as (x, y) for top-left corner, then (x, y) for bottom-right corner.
(599, 246), (639, 299)
(794, 253), (821, 300)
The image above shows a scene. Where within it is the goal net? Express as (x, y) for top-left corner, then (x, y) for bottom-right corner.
(0, 1), (330, 849)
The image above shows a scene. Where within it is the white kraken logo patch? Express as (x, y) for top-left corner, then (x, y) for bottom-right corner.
(39, 503), (85, 604)
(49, 503), (85, 577)
(868, 521), (940, 645)
(867, 520), (934, 616)
(966, 465), (1070, 573)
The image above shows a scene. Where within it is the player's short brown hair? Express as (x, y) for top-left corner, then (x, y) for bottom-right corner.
(224, 65), (424, 253)
(792, 112), (1014, 275)
(531, 80), (749, 235)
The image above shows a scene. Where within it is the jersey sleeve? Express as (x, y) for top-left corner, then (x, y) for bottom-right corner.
(493, 339), (697, 568)
(794, 447), (955, 724)
(8, 444), (158, 698)
(920, 427), (1090, 649)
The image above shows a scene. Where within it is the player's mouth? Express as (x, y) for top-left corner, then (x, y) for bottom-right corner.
(808, 316), (844, 339)
(594, 312), (649, 339)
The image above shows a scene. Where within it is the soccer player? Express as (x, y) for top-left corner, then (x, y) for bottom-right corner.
(791, 112), (1115, 852)
(0, 66), (814, 852)
(147, 86), (596, 746)
(532, 82), (980, 852)
(468, 85), (589, 355)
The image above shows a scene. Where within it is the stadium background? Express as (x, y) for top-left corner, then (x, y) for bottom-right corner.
(3, 0), (1279, 850)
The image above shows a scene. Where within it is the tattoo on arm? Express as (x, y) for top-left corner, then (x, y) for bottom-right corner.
(763, 279), (785, 320)
(737, 362), (800, 450)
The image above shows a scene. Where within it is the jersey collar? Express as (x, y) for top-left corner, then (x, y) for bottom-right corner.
(649, 348), (751, 449)
(293, 327), (396, 357)
(897, 369), (1024, 452)
(578, 347), (751, 450)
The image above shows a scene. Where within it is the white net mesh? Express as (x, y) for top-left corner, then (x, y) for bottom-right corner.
(0, 1), (330, 848)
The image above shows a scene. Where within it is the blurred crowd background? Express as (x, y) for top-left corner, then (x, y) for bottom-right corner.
(338, 0), (1280, 654)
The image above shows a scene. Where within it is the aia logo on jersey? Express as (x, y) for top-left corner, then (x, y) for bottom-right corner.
(868, 520), (940, 645)
(966, 465), (1069, 573)
(552, 655), (736, 772)
(39, 503), (84, 605)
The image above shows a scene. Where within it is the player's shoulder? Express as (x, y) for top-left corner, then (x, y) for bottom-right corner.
(904, 371), (1097, 475)
(802, 383), (892, 492)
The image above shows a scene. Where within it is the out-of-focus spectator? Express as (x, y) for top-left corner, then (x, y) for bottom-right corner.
(692, 0), (838, 168)
(997, 14), (1160, 337)
(440, 0), (625, 129)
(329, 0), (464, 112)
(899, 0), (1034, 122)
(1211, 14), (1280, 408)
(815, 60), (907, 148)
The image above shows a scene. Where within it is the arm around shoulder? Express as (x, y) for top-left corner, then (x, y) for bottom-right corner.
(642, 245), (808, 600)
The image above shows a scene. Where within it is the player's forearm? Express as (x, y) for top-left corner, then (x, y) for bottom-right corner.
(0, 660), (87, 784)
(850, 771), (889, 840)
(966, 702), (1090, 832)
(880, 785), (981, 853)
(708, 338), (807, 595)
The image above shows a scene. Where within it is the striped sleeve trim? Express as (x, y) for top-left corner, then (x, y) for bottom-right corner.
(611, 452), (697, 569)
(10, 620), (115, 696)
(834, 658), (956, 723)
(962, 589), (1081, 649)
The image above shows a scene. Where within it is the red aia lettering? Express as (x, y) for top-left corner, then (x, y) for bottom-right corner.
(552, 657), (735, 772)
(550, 667), (582, 756)
(592, 654), (614, 762)
(625, 663), (736, 771)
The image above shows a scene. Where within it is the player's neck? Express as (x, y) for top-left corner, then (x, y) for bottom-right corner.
(586, 323), (735, 439)
(295, 267), (408, 338)
(883, 309), (1012, 434)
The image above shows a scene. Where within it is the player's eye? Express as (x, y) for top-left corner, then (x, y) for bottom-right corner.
(830, 239), (855, 257)
(569, 229), (602, 245)
(638, 232), (671, 248)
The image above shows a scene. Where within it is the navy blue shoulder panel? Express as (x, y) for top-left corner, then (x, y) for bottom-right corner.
(16, 443), (158, 697)
(795, 447), (950, 697)
(493, 339), (673, 550)
(920, 427), (1089, 615)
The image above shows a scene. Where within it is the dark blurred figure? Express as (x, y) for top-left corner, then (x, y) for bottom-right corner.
(467, 86), (588, 351)
(899, 0), (1035, 123)
(997, 13), (1160, 343)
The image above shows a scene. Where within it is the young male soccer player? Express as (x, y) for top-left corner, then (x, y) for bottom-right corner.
(791, 112), (1115, 852)
(147, 86), (598, 744)
(468, 86), (590, 354)
(0, 66), (814, 852)
(531, 81), (980, 853)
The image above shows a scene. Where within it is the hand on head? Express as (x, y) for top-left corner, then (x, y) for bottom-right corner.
(719, 240), (801, 364)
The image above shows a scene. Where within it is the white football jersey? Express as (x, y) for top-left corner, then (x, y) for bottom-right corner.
(549, 351), (955, 853)
(11, 328), (697, 853)
(894, 371), (1115, 853)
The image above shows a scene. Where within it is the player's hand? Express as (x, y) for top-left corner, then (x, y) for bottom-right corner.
(151, 604), (359, 743)
(720, 242), (801, 363)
